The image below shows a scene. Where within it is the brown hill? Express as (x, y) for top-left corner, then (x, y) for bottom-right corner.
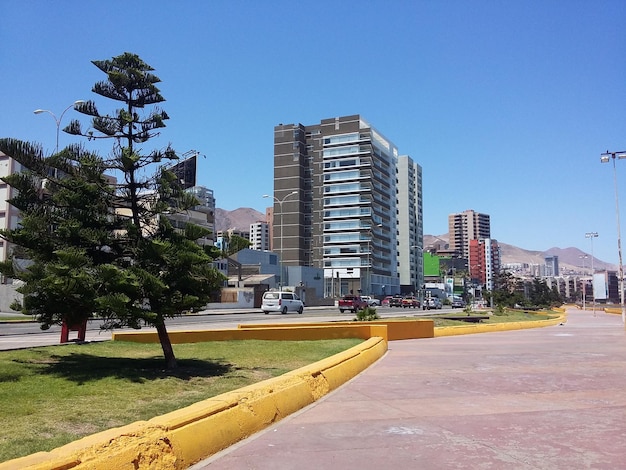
(424, 234), (616, 272)
(215, 207), (266, 232)
(214, 211), (617, 272)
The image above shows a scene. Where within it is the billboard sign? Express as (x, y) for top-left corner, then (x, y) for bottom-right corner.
(170, 155), (197, 190)
(593, 273), (607, 300)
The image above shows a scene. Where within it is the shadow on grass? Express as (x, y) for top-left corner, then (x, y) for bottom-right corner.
(13, 353), (232, 385)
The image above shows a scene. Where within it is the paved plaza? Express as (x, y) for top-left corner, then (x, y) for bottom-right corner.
(196, 308), (626, 469)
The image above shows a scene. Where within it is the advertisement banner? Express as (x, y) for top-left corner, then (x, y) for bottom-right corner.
(593, 273), (607, 300)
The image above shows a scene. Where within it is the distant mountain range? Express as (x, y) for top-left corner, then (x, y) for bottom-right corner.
(425, 234), (617, 272)
(215, 208), (617, 272)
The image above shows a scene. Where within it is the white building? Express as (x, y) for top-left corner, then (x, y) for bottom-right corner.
(249, 221), (270, 251)
(397, 155), (423, 293)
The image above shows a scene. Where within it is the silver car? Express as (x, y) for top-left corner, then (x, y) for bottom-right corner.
(261, 291), (304, 314)
(361, 296), (380, 306)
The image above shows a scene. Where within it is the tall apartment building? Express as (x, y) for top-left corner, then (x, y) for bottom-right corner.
(0, 152), (21, 280)
(397, 156), (424, 293)
(249, 221), (270, 251)
(544, 255), (559, 277)
(265, 207), (274, 250)
(469, 238), (501, 291)
(167, 185), (216, 246)
(273, 115), (421, 296)
(448, 209), (491, 260)
(165, 154), (218, 245)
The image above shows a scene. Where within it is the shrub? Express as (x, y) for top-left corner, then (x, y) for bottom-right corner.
(354, 307), (379, 321)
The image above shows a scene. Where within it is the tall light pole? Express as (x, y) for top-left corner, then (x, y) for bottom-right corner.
(579, 254), (588, 310)
(600, 150), (626, 323)
(365, 224), (382, 295)
(585, 232), (598, 316)
(34, 100), (85, 153)
(263, 191), (298, 289)
(412, 245), (424, 304)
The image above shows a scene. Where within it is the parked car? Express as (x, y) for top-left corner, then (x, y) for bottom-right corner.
(423, 297), (442, 310)
(401, 296), (420, 308)
(361, 296), (380, 307)
(338, 295), (368, 313)
(451, 298), (466, 309)
(261, 291), (304, 314)
(382, 296), (394, 307)
(389, 295), (404, 307)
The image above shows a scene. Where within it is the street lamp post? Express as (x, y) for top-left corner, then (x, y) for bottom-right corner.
(579, 254), (588, 310)
(412, 245), (424, 305)
(585, 232), (598, 316)
(33, 100), (85, 153)
(365, 224), (382, 295)
(600, 151), (626, 323)
(263, 191), (298, 289)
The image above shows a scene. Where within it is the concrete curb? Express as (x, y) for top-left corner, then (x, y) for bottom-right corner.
(1, 335), (387, 470)
(237, 318), (435, 341)
(434, 309), (567, 337)
(1, 312), (565, 469)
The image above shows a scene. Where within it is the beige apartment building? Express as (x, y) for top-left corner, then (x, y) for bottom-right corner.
(448, 209), (491, 260)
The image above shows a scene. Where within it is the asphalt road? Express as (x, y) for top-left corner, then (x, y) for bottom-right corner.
(0, 305), (449, 350)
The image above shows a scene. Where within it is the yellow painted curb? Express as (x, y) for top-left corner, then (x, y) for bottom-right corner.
(113, 323), (392, 343)
(604, 307), (622, 315)
(2, 312), (568, 469)
(238, 319), (435, 341)
(1, 336), (387, 470)
(434, 310), (567, 337)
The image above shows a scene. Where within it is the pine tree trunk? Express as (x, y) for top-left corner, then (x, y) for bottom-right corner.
(155, 321), (178, 370)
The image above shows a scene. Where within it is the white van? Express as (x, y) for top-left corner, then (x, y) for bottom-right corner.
(261, 291), (304, 315)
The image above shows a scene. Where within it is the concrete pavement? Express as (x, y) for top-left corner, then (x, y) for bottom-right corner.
(195, 308), (626, 469)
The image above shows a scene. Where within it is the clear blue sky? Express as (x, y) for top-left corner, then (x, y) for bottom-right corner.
(1, 1), (625, 265)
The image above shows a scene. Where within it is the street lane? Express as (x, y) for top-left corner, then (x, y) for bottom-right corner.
(0, 304), (451, 350)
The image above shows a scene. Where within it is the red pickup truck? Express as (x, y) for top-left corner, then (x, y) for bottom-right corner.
(338, 295), (368, 313)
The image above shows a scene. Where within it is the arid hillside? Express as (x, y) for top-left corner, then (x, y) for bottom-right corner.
(425, 234), (616, 272)
(214, 209), (616, 272)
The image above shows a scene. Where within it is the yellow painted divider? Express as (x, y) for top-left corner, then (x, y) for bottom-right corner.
(4, 312), (568, 469)
(238, 319), (435, 341)
(435, 310), (566, 337)
(1, 328), (387, 470)
(604, 307), (622, 315)
(112, 323), (393, 343)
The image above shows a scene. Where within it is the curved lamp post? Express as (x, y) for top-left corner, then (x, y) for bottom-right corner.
(600, 151), (625, 323)
(34, 100), (85, 153)
(263, 191), (298, 288)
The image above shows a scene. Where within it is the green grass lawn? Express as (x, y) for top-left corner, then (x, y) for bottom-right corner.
(0, 338), (362, 463)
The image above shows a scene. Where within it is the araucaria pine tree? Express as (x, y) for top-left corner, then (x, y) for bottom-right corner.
(0, 53), (225, 369)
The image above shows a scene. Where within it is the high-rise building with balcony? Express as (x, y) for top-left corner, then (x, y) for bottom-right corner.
(448, 209), (491, 260)
(249, 221), (270, 251)
(545, 255), (559, 277)
(469, 238), (501, 291)
(272, 115), (421, 297)
(397, 155), (423, 293)
(0, 152), (22, 281)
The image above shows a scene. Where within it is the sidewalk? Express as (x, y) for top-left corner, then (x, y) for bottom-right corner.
(195, 308), (626, 469)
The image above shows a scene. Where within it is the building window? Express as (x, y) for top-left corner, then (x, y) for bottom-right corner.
(323, 133), (359, 146)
